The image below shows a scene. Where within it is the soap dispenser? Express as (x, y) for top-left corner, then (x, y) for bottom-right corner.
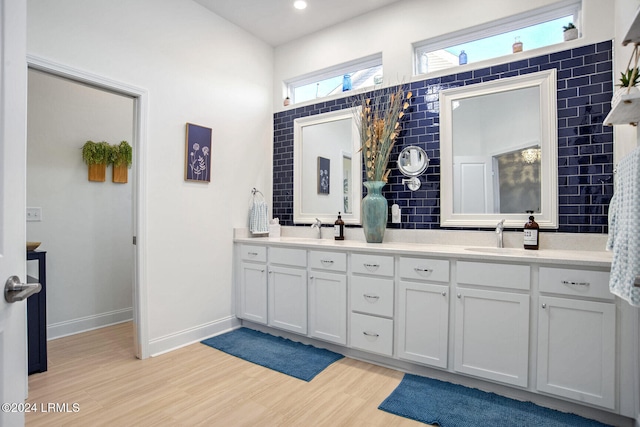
(523, 211), (539, 250)
(334, 212), (345, 240)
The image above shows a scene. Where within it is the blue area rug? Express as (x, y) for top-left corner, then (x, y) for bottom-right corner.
(201, 327), (344, 382)
(379, 374), (612, 427)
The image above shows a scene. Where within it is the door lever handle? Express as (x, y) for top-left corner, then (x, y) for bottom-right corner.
(4, 276), (41, 303)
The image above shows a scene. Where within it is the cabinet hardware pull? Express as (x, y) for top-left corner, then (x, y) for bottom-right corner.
(363, 331), (379, 338)
(363, 294), (380, 300)
(364, 263), (380, 269)
(321, 260), (334, 265)
(542, 303), (547, 309)
(248, 252), (258, 256)
(561, 280), (590, 286)
(309, 276), (314, 280)
(442, 291), (447, 296)
(457, 293), (461, 299)
(260, 269), (265, 273)
(415, 267), (432, 273)
(269, 271), (273, 274)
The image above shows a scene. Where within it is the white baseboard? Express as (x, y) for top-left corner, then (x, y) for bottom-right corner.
(148, 316), (241, 357)
(48, 308), (133, 340)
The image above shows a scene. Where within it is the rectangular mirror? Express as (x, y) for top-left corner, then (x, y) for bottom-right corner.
(440, 69), (558, 229)
(293, 107), (362, 224)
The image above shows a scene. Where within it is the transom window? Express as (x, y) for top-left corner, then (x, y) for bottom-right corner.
(286, 54), (382, 105)
(414, 0), (581, 75)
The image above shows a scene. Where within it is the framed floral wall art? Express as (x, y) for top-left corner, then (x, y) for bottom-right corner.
(317, 156), (330, 194)
(185, 123), (212, 182)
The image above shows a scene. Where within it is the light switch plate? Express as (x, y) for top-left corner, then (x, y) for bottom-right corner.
(26, 207), (42, 222)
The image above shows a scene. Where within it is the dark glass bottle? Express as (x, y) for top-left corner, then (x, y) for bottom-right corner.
(334, 212), (345, 240)
(524, 211), (539, 250)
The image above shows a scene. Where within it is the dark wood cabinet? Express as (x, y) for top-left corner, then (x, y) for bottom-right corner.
(27, 250), (47, 374)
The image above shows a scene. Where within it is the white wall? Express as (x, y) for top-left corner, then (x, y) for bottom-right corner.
(614, 0), (640, 162)
(27, 0), (274, 354)
(273, 0), (615, 112)
(27, 69), (134, 338)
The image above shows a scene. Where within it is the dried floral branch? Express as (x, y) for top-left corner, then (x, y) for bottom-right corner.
(352, 85), (412, 182)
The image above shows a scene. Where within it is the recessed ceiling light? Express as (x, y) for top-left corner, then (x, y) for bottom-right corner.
(293, 1), (307, 10)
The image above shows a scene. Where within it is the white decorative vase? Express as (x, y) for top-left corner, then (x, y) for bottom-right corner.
(563, 28), (578, 41)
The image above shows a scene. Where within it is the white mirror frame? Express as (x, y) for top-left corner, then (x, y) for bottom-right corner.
(293, 107), (362, 225)
(440, 69), (558, 229)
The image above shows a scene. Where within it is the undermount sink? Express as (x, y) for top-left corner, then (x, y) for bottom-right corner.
(465, 247), (535, 256)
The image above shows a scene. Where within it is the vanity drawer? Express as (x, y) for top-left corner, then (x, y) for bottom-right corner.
(269, 247), (307, 268)
(350, 312), (393, 356)
(351, 253), (394, 277)
(399, 257), (450, 283)
(309, 250), (347, 272)
(539, 267), (613, 300)
(457, 261), (530, 290)
(351, 276), (393, 317)
(239, 244), (266, 263)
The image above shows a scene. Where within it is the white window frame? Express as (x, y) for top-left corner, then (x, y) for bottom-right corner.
(285, 53), (382, 104)
(413, 0), (582, 75)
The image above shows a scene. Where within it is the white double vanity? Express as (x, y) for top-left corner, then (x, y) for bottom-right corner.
(233, 228), (638, 423)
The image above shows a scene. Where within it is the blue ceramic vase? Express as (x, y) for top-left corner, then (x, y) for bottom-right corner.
(362, 181), (387, 243)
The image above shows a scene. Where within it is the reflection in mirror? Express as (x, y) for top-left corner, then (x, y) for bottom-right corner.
(440, 70), (558, 229)
(398, 146), (429, 176)
(398, 145), (429, 191)
(495, 145), (541, 213)
(294, 107), (362, 224)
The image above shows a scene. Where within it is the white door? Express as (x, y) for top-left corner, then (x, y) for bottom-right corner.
(1, 1), (29, 426)
(454, 287), (530, 387)
(308, 271), (347, 345)
(238, 261), (268, 324)
(537, 296), (615, 409)
(398, 281), (449, 368)
(453, 156), (494, 213)
(268, 265), (307, 335)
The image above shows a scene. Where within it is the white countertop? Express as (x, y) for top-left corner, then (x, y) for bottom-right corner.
(234, 234), (612, 268)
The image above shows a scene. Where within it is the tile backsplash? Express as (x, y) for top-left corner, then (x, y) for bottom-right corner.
(273, 41), (613, 233)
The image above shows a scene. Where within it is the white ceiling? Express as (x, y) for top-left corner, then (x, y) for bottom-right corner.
(194, 0), (402, 46)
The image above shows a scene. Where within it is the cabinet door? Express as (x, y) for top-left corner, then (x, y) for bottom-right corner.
(238, 261), (267, 324)
(454, 288), (529, 387)
(537, 296), (615, 409)
(268, 265), (308, 335)
(398, 281), (449, 368)
(309, 271), (347, 345)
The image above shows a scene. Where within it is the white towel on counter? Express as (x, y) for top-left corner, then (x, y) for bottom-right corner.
(249, 199), (269, 235)
(606, 146), (640, 306)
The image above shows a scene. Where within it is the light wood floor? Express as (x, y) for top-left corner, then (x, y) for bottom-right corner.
(26, 322), (424, 426)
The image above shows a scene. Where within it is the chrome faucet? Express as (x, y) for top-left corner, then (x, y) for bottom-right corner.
(495, 219), (505, 248)
(311, 218), (322, 239)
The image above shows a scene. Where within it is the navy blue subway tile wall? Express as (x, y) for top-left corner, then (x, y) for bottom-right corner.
(273, 41), (614, 233)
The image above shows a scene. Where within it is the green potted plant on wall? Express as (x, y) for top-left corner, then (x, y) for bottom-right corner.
(109, 140), (132, 183)
(612, 67), (640, 108)
(563, 23), (578, 41)
(81, 140), (111, 182)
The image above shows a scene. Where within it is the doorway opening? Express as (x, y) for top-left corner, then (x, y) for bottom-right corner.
(27, 55), (148, 359)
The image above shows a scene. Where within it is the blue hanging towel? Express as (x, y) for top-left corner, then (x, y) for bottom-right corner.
(249, 190), (269, 235)
(607, 146), (640, 306)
